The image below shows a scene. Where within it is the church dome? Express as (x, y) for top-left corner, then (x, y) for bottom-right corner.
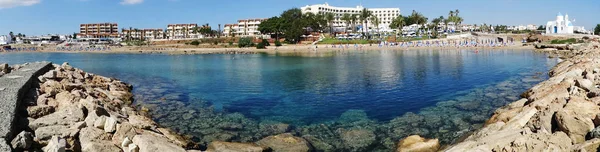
(568, 22), (573, 26)
(557, 12), (563, 16)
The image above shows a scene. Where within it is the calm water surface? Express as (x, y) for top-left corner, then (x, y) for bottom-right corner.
(0, 50), (558, 151)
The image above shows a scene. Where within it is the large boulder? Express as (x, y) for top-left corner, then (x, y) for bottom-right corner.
(132, 132), (186, 152)
(396, 135), (440, 152)
(257, 133), (312, 152)
(206, 141), (266, 152)
(29, 105), (85, 130)
(555, 107), (595, 143)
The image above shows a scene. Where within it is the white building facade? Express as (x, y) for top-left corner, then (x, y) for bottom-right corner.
(546, 12), (574, 34)
(301, 3), (400, 33)
(0, 35), (12, 45)
(223, 19), (270, 38)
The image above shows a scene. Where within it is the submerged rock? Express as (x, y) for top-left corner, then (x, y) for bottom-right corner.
(206, 141), (265, 152)
(257, 133), (312, 152)
(396, 135), (440, 152)
(340, 129), (376, 151)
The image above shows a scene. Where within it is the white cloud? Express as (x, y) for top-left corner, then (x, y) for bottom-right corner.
(120, 0), (143, 5)
(0, 0), (41, 9)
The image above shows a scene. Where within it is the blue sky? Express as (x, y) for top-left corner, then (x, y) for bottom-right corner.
(0, 0), (598, 35)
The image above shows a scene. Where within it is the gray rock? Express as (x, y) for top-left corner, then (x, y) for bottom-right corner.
(104, 117), (118, 133)
(42, 70), (57, 79)
(79, 127), (111, 142)
(43, 136), (66, 152)
(94, 116), (107, 129)
(576, 79), (595, 91)
(81, 141), (121, 152)
(132, 132), (186, 152)
(590, 126), (600, 139)
(28, 105), (85, 130)
(112, 122), (137, 144)
(10, 131), (33, 150)
(0, 139), (11, 152)
(34, 125), (77, 140)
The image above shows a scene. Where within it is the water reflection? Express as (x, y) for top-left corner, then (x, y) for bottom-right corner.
(0, 50), (558, 151)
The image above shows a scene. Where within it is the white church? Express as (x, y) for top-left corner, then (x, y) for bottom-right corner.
(546, 12), (574, 34)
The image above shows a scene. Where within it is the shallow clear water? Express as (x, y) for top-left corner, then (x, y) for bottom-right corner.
(0, 50), (558, 150)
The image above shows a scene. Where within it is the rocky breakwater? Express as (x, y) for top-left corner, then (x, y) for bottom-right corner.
(438, 44), (600, 151)
(7, 62), (195, 152)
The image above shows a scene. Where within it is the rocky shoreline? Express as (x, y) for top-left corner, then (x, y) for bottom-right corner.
(2, 62), (196, 152)
(439, 42), (600, 151)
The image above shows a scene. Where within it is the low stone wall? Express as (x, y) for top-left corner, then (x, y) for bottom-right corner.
(441, 44), (600, 151)
(0, 62), (52, 151)
(1, 62), (196, 152)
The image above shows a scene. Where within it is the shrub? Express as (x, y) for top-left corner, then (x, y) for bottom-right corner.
(228, 41), (234, 46)
(275, 40), (282, 46)
(190, 40), (200, 46)
(261, 39), (270, 46)
(213, 41), (218, 45)
(256, 42), (266, 49)
(238, 37), (254, 48)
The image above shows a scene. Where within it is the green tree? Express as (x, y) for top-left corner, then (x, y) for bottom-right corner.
(407, 10), (427, 36)
(258, 16), (284, 39)
(595, 24), (600, 35)
(341, 13), (352, 33)
(537, 25), (545, 30)
(390, 15), (406, 34)
(72, 33), (77, 39)
(370, 16), (380, 36)
(9, 31), (14, 41)
(325, 12), (335, 35)
(431, 16), (444, 37)
(350, 14), (359, 33)
(359, 8), (373, 37)
(280, 8), (305, 43)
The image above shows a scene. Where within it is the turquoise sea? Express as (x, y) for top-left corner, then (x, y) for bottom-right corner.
(0, 49), (558, 151)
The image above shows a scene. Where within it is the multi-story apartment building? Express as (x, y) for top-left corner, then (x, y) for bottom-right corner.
(78, 23), (119, 38)
(166, 24), (198, 39)
(301, 3), (400, 32)
(223, 18), (269, 38)
(121, 29), (165, 40)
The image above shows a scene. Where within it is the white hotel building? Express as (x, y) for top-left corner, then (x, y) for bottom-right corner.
(223, 18), (270, 38)
(301, 3), (400, 33)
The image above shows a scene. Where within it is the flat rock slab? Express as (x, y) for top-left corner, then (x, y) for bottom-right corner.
(0, 62), (51, 142)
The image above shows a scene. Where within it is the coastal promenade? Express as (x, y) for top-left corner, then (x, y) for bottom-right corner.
(0, 62), (52, 151)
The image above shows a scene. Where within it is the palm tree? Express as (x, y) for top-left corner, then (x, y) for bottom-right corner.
(455, 9), (460, 17)
(449, 10), (454, 17)
(341, 13), (352, 33)
(443, 17), (449, 32)
(390, 16), (405, 34)
(369, 16), (380, 37)
(359, 8), (373, 38)
(325, 12), (335, 35)
(351, 14), (359, 33)
(218, 24), (221, 38)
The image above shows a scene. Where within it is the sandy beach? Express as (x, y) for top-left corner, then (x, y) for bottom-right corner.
(24, 42), (533, 55)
